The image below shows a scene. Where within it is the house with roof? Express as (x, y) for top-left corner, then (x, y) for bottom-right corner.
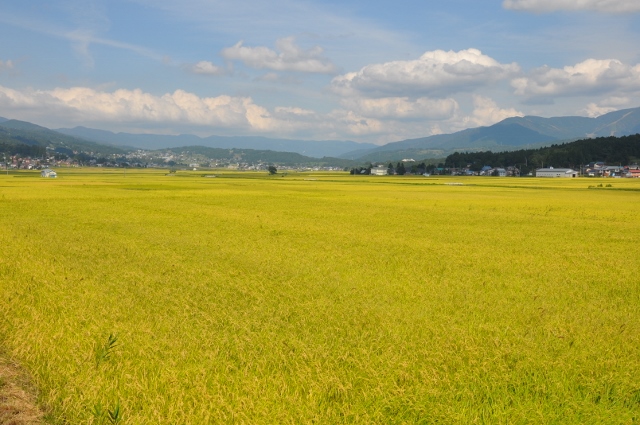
(495, 168), (507, 177)
(535, 167), (578, 178)
(626, 169), (640, 178)
(601, 166), (624, 177)
(479, 165), (493, 176)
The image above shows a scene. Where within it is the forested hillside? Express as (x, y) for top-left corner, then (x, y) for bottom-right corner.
(444, 134), (640, 174)
(0, 120), (127, 155)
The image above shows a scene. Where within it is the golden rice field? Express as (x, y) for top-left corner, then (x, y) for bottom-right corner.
(1, 168), (639, 424)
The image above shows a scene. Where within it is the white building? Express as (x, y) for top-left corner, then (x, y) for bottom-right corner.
(535, 167), (578, 178)
(40, 168), (57, 178)
(371, 166), (388, 176)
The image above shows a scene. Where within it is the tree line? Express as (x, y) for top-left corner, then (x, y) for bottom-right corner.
(0, 142), (47, 158)
(444, 134), (640, 174)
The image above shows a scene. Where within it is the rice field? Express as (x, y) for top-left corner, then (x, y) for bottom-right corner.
(1, 169), (639, 424)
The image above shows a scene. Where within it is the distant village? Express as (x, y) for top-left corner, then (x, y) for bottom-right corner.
(359, 159), (640, 178)
(2, 150), (639, 178)
(0, 149), (344, 174)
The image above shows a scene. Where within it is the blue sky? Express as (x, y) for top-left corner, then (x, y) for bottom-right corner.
(1, 0), (640, 144)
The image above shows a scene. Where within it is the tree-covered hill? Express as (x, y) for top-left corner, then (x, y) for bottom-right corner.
(0, 120), (128, 155)
(444, 134), (640, 174)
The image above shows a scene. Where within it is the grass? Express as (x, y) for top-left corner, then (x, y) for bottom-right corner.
(1, 169), (639, 424)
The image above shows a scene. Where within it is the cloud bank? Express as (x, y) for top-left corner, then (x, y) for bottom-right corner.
(512, 58), (640, 97)
(0, 85), (275, 130)
(331, 49), (520, 97)
(0, 83), (525, 144)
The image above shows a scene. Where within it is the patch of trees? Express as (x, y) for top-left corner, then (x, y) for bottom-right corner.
(350, 166), (372, 175)
(0, 142), (46, 157)
(387, 162), (437, 175)
(444, 134), (640, 174)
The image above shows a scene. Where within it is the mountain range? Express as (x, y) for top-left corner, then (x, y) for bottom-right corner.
(0, 119), (127, 155)
(2, 106), (640, 163)
(55, 126), (373, 159)
(339, 107), (640, 162)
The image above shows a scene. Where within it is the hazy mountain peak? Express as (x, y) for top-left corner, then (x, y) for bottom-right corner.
(339, 106), (640, 162)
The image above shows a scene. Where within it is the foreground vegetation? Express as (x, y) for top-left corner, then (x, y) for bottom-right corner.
(1, 169), (639, 424)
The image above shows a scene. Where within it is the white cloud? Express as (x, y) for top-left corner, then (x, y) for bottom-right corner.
(583, 103), (617, 117)
(327, 110), (385, 136)
(462, 95), (523, 128)
(503, 0), (640, 13)
(188, 61), (226, 76)
(221, 37), (337, 74)
(129, 0), (408, 71)
(0, 84), (368, 138)
(331, 49), (520, 97)
(0, 83), (534, 144)
(583, 96), (631, 117)
(0, 85), (276, 130)
(512, 58), (640, 98)
(340, 97), (458, 120)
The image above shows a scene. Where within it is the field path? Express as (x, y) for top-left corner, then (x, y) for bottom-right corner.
(0, 355), (45, 425)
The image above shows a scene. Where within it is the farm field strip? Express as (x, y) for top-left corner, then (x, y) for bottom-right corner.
(1, 169), (639, 424)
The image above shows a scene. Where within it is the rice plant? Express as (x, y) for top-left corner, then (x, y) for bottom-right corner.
(0, 169), (639, 423)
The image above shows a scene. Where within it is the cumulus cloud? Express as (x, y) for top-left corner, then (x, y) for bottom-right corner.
(331, 49), (520, 97)
(0, 85), (524, 144)
(503, 0), (640, 13)
(584, 103), (618, 117)
(0, 84), (379, 138)
(340, 97), (459, 120)
(221, 37), (337, 74)
(187, 61), (226, 76)
(463, 95), (523, 128)
(512, 58), (640, 98)
(0, 85), (276, 130)
(326, 110), (385, 136)
(583, 96), (631, 117)
(0, 84), (409, 140)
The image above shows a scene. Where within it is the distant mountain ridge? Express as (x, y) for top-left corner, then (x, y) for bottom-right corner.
(56, 126), (374, 159)
(0, 119), (127, 155)
(340, 106), (640, 162)
(3, 106), (640, 163)
(0, 119), (357, 166)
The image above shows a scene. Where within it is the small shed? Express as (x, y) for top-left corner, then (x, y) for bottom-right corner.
(41, 168), (57, 178)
